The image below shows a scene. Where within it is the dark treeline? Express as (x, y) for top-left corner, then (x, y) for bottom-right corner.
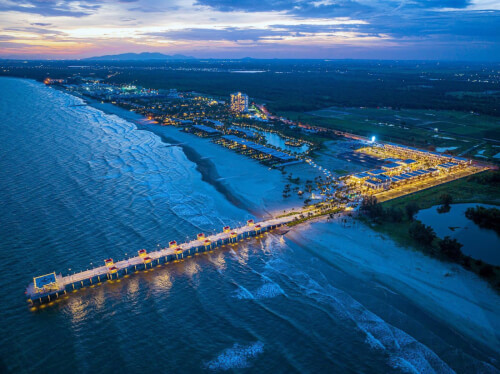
(465, 206), (500, 234)
(1, 59), (499, 117)
(360, 196), (500, 288)
(468, 171), (500, 185)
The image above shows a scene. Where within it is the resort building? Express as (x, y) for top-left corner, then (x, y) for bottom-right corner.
(230, 92), (249, 113)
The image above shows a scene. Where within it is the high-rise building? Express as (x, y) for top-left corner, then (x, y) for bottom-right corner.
(230, 92), (249, 113)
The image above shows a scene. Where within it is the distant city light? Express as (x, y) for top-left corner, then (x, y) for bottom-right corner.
(371, 136), (376, 143)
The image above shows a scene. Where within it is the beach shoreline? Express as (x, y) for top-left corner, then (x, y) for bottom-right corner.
(286, 218), (500, 357)
(55, 88), (267, 217)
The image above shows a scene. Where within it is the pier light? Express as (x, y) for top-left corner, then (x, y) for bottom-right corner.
(230, 231), (238, 239)
(143, 256), (152, 264)
(204, 239), (211, 246)
(104, 258), (114, 268)
(108, 266), (118, 274)
(223, 226), (231, 233)
(247, 219), (254, 227)
(138, 249), (147, 258)
(254, 224), (261, 232)
(197, 233), (205, 240)
(174, 246), (183, 254)
(169, 240), (177, 248)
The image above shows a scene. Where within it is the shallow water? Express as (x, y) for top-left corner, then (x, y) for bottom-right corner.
(1, 78), (499, 373)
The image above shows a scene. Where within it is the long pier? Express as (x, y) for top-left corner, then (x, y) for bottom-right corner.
(26, 215), (299, 306)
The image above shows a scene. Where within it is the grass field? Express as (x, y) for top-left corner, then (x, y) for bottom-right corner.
(281, 107), (500, 160)
(381, 172), (500, 210)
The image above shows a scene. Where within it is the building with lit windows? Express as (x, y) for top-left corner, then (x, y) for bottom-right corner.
(230, 92), (249, 113)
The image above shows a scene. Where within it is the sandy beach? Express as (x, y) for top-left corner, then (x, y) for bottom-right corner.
(80, 97), (317, 217)
(287, 218), (500, 355)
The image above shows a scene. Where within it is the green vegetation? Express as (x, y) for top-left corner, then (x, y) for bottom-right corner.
(359, 170), (500, 290)
(437, 193), (453, 213)
(439, 236), (463, 260)
(287, 207), (342, 227)
(409, 221), (436, 246)
(281, 108), (500, 156)
(382, 170), (500, 211)
(3, 60), (499, 117)
(465, 206), (500, 234)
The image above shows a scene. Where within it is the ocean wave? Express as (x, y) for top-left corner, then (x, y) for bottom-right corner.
(234, 285), (255, 300)
(204, 342), (264, 371)
(263, 256), (455, 374)
(254, 282), (285, 299)
(233, 282), (285, 300)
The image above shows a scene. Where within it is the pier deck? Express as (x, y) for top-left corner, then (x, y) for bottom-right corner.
(26, 215), (299, 306)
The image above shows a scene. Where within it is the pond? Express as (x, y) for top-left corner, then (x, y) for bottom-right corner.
(416, 203), (500, 265)
(253, 129), (310, 154)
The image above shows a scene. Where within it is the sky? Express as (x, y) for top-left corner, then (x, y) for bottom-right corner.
(0, 0), (499, 60)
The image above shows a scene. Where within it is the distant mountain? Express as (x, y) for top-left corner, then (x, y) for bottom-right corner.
(82, 52), (195, 61)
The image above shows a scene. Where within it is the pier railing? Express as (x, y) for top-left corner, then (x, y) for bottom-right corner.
(26, 215), (298, 306)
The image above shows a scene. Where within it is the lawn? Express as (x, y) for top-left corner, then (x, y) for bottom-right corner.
(382, 172), (500, 211)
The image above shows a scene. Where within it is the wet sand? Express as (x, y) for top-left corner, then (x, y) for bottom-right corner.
(77, 96), (262, 217)
(286, 218), (500, 355)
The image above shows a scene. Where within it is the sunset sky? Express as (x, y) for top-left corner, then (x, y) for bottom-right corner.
(0, 0), (499, 60)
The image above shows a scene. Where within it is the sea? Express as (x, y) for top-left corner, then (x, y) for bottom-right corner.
(0, 77), (499, 373)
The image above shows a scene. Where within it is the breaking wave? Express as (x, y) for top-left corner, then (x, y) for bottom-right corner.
(204, 342), (264, 371)
(263, 255), (455, 374)
(233, 282), (285, 300)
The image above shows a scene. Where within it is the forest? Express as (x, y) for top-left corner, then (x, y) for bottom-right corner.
(1, 59), (499, 117)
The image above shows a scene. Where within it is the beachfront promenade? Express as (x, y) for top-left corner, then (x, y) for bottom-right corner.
(26, 214), (301, 306)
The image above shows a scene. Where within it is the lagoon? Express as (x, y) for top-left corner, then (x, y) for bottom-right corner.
(253, 128), (310, 154)
(416, 203), (500, 266)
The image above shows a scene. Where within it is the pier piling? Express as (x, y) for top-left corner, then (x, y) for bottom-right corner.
(26, 216), (294, 306)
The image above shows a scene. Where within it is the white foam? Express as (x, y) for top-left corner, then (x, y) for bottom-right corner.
(204, 342), (264, 371)
(263, 255), (455, 373)
(234, 285), (255, 300)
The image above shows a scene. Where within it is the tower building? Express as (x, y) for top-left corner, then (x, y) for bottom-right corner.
(230, 92), (249, 113)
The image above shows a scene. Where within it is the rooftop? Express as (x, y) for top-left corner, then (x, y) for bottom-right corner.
(192, 124), (222, 134)
(222, 135), (295, 162)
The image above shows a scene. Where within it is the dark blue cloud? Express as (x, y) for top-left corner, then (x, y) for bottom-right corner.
(142, 6), (500, 61)
(195, 0), (302, 13)
(357, 10), (500, 43)
(195, 0), (473, 15)
(4, 27), (65, 36)
(144, 24), (385, 43)
(0, 0), (102, 17)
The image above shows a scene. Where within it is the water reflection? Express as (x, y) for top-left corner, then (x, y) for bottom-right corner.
(255, 129), (310, 154)
(416, 203), (500, 265)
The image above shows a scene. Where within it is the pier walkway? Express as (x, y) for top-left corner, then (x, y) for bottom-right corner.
(26, 214), (299, 306)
